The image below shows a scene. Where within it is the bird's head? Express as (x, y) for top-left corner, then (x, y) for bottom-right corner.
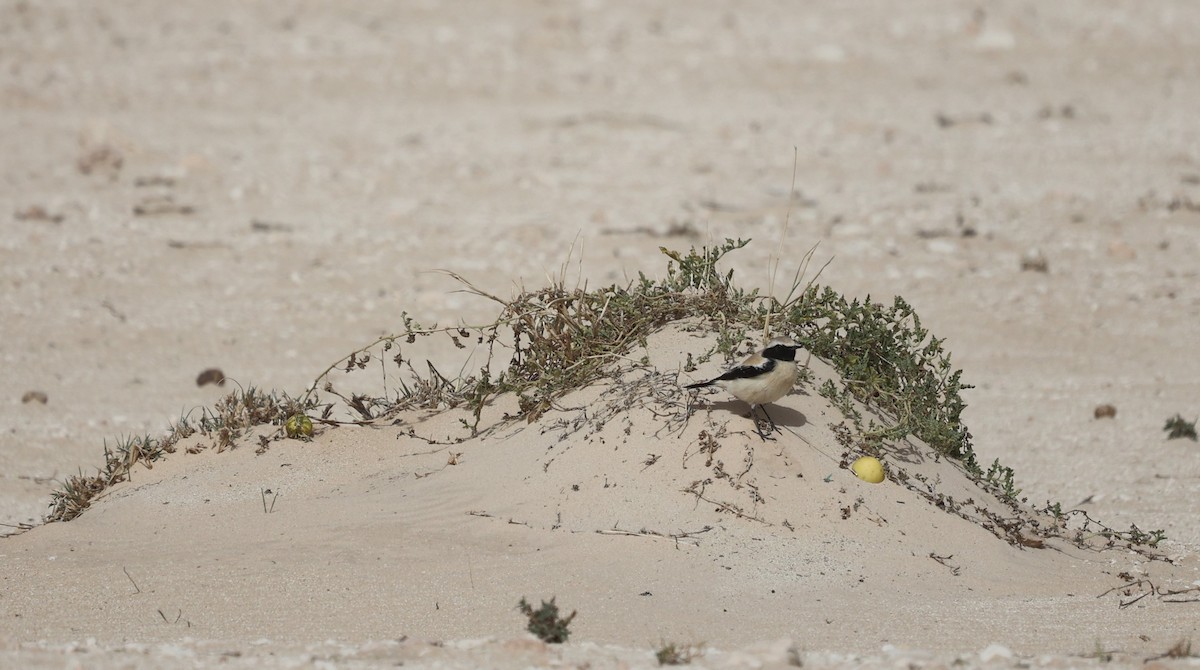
(763, 336), (802, 361)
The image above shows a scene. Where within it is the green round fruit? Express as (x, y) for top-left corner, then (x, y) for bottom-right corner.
(285, 414), (313, 438)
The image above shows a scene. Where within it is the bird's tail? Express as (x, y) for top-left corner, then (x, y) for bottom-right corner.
(684, 381), (713, 389)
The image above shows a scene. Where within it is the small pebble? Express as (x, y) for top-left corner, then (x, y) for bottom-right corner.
(1094, 404), (1117, 419)
(21, 390), (48, 404)
(979, 643), (1013, 663)
(1020, 249), (1049, 273)
(196, 368), (227, 387)
(1107, 240), (1136, 261)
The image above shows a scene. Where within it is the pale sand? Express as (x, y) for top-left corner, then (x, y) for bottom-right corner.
(2, 327), (1198, 668)
(3, 1), (1200, 668)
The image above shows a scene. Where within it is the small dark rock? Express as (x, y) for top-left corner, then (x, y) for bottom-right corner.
(21, 390), (48, 404)
(1020, 249), (1049, 273)
(196, 368), (227, 387)
(14, 206), (64, 224)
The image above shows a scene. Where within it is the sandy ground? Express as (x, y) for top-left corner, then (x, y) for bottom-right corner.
(3, 1), (1200, 667)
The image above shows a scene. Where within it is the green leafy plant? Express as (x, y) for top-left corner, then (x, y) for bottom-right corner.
(786, 290), (975, 468)
(517, 596), (576, 643)
(1099, 523), (1166, 548)
(1164, 414), (1198, 441)
(984, 459), (1021, 500)
(290, 237), (979, 477)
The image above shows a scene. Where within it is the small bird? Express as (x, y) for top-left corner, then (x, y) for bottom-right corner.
(685, 336), (803, 439)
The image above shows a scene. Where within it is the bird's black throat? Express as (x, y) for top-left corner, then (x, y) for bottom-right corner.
(763, 342), (799, 362)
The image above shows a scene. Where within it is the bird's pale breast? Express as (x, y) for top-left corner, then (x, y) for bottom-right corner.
(717, 360), (797, 405)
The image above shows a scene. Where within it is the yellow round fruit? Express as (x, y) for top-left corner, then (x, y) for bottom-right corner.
(285, 414), (314, 438)
(851, 456), (885, 483)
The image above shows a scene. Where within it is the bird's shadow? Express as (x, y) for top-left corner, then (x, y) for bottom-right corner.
(706, 400), (808, 429)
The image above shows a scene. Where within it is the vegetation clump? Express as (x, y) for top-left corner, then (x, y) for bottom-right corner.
(655, 640), (701, 665)
(46, 387), (310, 522)
(1164, 414), (1198, 441)
(789, 289), (975, 467)
(299, 239), (977, 466)
(517, 596), (576, 643)
(43, 238), (1167, 554)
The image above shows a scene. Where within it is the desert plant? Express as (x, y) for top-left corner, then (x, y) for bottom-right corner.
(984, 459), (1020, 500)
(517, 596), (576, 643)
(46, 387), (311, 522)
(1164, 414), (1198, 441)
(785, 290), (975, 466)
(655, 640), (701, 665)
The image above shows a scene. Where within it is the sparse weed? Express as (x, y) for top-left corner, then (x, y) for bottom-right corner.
(517, 596), (576, 643)
(1035, 505), (1167, 552)
(47, 388), (311, 522)
(786, 290), (975, 465)
(984, 459), (1020, 500)
(1100, 524), (1166, 548)
(1152, 639), (1194, 660)
(1163, 414), (1198, 441)
(1085, 640), (1114, 663)
(1044, 501), (1064, 522)
(655, 640), (701, 665)
(46, 471), (111, 523)
(302, 238), (757, 428)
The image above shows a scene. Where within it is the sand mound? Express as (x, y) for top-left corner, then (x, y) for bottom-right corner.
(3, 324), (1197, 663)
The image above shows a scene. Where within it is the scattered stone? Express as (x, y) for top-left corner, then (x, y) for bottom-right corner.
(1004, 70), (1029, 85)
(1108, 240), (1136, 261)
(196, 368), (227, 387)
(974, 29), (1016, 51)
(812, 43), (846, 63)
(936, 111), (994, 128)
(250, 219), (294, 233)
(21, 390), (48, 404)
(913, 181), (953, 194)
(1167, 196), (1200, 212)
(1037, 104), (1076, 120)
(1094, 404), (1117, 419)
(1020, 249), (1049, 273)
(133, 195), (196, 217)
(927, 238), (958, 255)
(14, 205), (64, 224)
(723, 638), (798, 668)
(76, 144), (123, 178)
(133, 175), (177, 187)
(916, 228), (952, 239)
(979, 643), (1014, 663)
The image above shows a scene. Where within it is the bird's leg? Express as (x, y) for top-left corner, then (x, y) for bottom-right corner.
(758, 404), (780, 432)
(750, 404), (774, 441)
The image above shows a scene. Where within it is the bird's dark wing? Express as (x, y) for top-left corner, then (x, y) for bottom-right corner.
(685, 352), (776, 388)
(709, 357), (775, 382)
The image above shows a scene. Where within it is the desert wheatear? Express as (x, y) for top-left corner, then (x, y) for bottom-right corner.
(685, 336), (802, 439)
